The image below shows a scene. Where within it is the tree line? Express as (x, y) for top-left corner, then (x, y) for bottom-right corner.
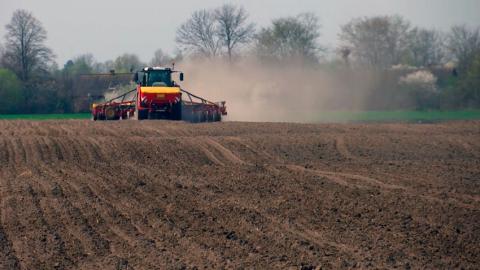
(0, 6), (479, 114)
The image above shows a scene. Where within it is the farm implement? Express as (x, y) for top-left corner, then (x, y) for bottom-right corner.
(91, 67), (227, 122)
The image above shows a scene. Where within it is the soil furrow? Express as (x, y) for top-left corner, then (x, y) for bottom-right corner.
(0, 120), (478, 269)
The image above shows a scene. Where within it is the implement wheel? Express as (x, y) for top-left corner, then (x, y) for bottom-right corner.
(207, 111), (215, 122)
(193, 111), (203, 123)
(105, 107), (118, 120)
(213, 111), (221, 122)
(133, 107), (147, 120)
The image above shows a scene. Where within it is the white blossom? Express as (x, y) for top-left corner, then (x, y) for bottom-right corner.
(399, 70), (438, 91)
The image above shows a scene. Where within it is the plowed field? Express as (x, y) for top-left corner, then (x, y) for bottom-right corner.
(0, 120), (479, 269)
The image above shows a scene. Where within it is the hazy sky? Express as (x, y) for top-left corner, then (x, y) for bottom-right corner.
(1, 0), (479, 65)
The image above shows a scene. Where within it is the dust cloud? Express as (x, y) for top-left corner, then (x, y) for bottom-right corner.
(178, 58), (376, 123)
(103, 82), (136, 102)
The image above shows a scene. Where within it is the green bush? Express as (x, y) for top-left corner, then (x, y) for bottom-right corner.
(0, 68), (24, 113)
(457, 54), (480, 108)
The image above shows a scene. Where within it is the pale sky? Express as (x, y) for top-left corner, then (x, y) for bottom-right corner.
(1, 0), (479, 65)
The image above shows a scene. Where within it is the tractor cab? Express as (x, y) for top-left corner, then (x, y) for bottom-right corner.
(133, 67), (184, 87)
(133, 67), (185, 120)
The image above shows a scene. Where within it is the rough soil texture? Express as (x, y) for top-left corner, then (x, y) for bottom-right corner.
(0, 120), (479, 269)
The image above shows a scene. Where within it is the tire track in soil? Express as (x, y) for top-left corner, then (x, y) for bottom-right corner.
(24, 180), (75, 269)
(58, 123), (76, 137)
(42, 136), (63, 164)
(115, 161), (340, 267)
(48, 136), (68, 162)
(0, 170), (21, 270)
(32, 165), (114, 267)
(41, 165), (164, 269)
(200, 137), (246, 166)
(0, 138), (10, 166)
(185, 137), (225, 166)
(23, 136), (45, 166)
(0, 223), (20, 270)
(80, 164), (226, 268)
(75, 161), (241, 268)
(163, 124), (192, 137)
(84, 137), (107, 162)
(373, 170), (480, 208)
(0, 169), (70, 269)
(208, 138), (246, 165)
(3, 138), (19, 172)
(120, 139), (358, 266)
(13, 138), (27, 166)
(65, 137), (86, 164)
(34, 136), (49, 164)
(144, 123), (177, 137)
(32, 122), (50, 137)
(228, 136), (281, 163)
(69, 137), (99, 166)
(214, 195), (357, 268)
(0, 171), (25, 269)
(284, 164), (478, 210)
(135, 170), (284, 268)
(1, 120), (479, 269)
(47, 167), (166, 269)
(335, 136), (358, 161)
(45, 169), (126, 251)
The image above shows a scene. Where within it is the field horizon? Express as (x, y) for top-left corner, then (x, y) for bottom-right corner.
(1, 110), (480, 123)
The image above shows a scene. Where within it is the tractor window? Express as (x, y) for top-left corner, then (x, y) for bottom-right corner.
(146, 71), (172, 87)
(135, 72), (146, 86)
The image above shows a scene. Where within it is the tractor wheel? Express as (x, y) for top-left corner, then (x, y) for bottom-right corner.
(172, 102), (182, 121)
(133, 107), (147, 120)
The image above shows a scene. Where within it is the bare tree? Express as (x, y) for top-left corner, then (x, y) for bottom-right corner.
(339, 15), (411, 68)
(176, 10), (221, 58)
(408, 28), (445, 67)
(2, 9), (54, 81)
(214, 4), (255, 61)
(338, 46), (352, 65)
(150, 49), (172, 67)
(255, 13), (321, 63)
(447, 25), (480, 73)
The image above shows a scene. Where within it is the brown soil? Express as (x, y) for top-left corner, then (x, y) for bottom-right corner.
(0, 120), (479, 269)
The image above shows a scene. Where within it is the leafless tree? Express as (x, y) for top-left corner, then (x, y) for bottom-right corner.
(150, 49), (172, 67)
(255, 13), (321, 63)
(408, 28), (445, 67)
(338, 47), (352, 65)
(215, 4), (255, 61)
(2, 9), (54, 81)
(339, 15), (411, 68)
(446, 25), (480, 73)
(176, 10), (221, 58)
